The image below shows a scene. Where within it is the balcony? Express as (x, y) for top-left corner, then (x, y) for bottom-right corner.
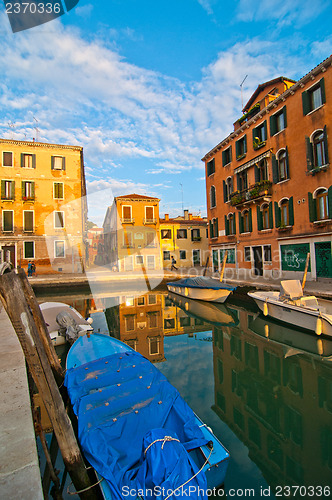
(230, 180), (272, 207)
(120, 218), (135, 224)
(143, 218), (157, 225)
(191, 236), (202, 242)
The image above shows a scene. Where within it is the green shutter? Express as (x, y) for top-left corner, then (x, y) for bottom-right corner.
(269, 202), (273, 229)
(215, 218), (218, 236)
(320, 77), (326, 104)
(222, 150), (226, 167)
(32, 154), (36, 169)
(244, 135), (247, 154)
(21, 181), (25, 199)
(225, 215), (229, 236)
(305, 137), (313, 171)
(288, 196), (294, 226)
(223, 180), (227, 202)
(263, 120), (267, 140)
(272, 154), (279, 183)
(21, 153), (24, 168)
(11, 181), (15, 200)
(62, 157), (66, 170)
(323, 125), (329, 164)
(285, 146), (290, 179)
(308, 192), (316, 222)
(257, 206), (262, 231)
(252, 126), (257, 146)
(229, 146), (232, 162)
(236, 173), (241, 191)
(209, 221), (213, 238)
(238, 212), (243, 234)
(51, 156), (54, 170)
(270, 114), (276, 136)
(274, 201), (281, 228)
(248, 208), (252, 232)
(302, 90), (310, 116)
(1, 180), (5, 199)
(31, 182), (35, 200)
(254, 163), (260, 182)
(235, 140), (239, 159)
(283, 105), (287, 128)
(232, 213), (236, 234)
(328, 186), (332, 219)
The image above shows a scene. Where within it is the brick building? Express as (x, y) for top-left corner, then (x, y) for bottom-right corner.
(203, 55), (332, 280)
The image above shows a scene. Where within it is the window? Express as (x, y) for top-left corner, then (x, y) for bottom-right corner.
(54, 240), (65, 258)
(191, 229), (200, 241)
(207, 158), (215, 176)
(22, 181), (35, 200)
(1, 180), (15, 200)
(54, 182), (64, 199)
(255, 159), (268, 182)
(225, 213), (236, 236)
(305, 128), (329, 172)
(147, 255), (155, 269)
(125, 315), (135, 332)
(2, 151), (13, 167)
(122, 206), (132, 221)
(257, 203), (273, 231)
(177, 229), (187, 239)
(149, 337), (160, 355)
(123, 231), (133, 248)
(264, 245), (272, 262)
(51, 156), (65, 170)
(136, 255), (144, 265)
(235, 135), (247, 160)
(2, 211), (13, 232)
(237, 170), (248, 191)
(145, 206), (154, 223)
(161, 229), (171, 239)
(222, 147), (232, 166)
(272, 148), (289, 183)
(54, 211), (64, 229)
(148, 312), (158, 329)
(180, 250), (186, 260)
(137, 296), (145, 306)
(302, 78), (326, 115)
(274, 197), (294, 227)
(308, 187), (332, 222)
(163, 251), (170, 261)
(21, 153), (35, 169)
(238, 208), (252, 233)
(148, 294), (157, 305)
(253, 121), (267, 149)
(164, 318), (175, 329)
(24, 241), (34, 259)
(223, 177), (233, 202)
(270, 106), (287, 136)
(23, 211), (34, 232)
(180, 317), (191, 327)
(244, 247), (251, 262)
(146, 232), (155, 247)
(313, 131), (327, 168)
(124, 256), (133, 271)
(220, 248), (235, 264)
(209, 218), (218, 238)
(210, 185), (216, 208)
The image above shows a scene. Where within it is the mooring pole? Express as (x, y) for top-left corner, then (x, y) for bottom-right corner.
(0, 270), (98, 500)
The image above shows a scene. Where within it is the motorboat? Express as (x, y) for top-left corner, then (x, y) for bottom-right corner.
(248, 280), (332, 337)
(40, 302), (93, 346)
(65, 333), (230, 499)
(167, 276), (236, 304)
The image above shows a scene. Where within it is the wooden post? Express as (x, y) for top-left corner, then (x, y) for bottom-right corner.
(302, 252), (310, 290)
(203, 256), (210, 276)
(220, 251), (228, 282)
(0, 270), (98, 500)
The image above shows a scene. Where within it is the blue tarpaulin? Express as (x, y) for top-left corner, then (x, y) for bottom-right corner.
(65, 350), (208, 499)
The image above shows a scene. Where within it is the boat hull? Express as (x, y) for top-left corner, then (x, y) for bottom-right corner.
(248, 291), (332, 337)
(167, 284), (232, 303)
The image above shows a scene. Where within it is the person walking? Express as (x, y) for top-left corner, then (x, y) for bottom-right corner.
(171, 256), (178, 271)
(27, 261), (32, 277)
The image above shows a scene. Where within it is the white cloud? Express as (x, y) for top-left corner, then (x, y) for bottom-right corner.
(75, 4), (94, 18)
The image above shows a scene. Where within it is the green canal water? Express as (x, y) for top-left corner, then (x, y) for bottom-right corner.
(40, 288), (332, 499)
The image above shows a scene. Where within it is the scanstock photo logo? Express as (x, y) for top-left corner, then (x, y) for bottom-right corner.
(3, 0), (79, 32)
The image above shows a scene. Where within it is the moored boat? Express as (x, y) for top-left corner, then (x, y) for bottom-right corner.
(167, 276), (236, 303)
(65, 333), (230, 500)
(248, 280), (332, 337)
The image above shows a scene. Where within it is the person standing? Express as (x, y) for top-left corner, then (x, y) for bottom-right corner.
(27, 261), (32, 277)
(171, 256), (178, 271)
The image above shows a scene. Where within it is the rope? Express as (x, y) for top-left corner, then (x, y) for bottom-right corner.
(66, 476), (104, 496)
(144, 436), (180, 455)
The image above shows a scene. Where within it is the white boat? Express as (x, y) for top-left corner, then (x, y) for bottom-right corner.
(167, 277), (236, 303)
(40, 302), (93, 346)
(248, 280), (332, 337)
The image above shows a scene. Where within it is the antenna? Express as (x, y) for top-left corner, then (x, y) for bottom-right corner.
(8, 121), (15, 139)
(179, 183), (184, 213)
(240, 75), (248, 111)
(33, 116), (40, 142)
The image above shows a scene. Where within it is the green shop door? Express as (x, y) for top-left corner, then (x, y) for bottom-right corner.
(315, 241), (332, 278)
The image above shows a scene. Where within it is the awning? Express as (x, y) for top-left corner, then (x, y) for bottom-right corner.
(234, 151), (270, 174)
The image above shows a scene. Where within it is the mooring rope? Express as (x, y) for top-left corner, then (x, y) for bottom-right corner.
(144, 435), (180, 455)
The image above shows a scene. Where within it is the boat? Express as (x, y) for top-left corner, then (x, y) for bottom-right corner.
(65, 333), (230, 500)
(166, 276), (236, 303)
(40, 302), (93, 346)
(168, 292), (239, 327)
(248, 280), (332, 337)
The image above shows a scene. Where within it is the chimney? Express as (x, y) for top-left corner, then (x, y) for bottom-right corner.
(189, 213), (193, 220)
(184, 209), (189, 220)
(164, 213), (169, 221)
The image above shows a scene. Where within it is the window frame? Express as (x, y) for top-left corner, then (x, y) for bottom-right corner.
(23, 210), (34, 232)
(207, 158), (215, 176)
(302, 78), (326, 115)
(210, 185), (216, 208)
(2, 151), (13, 167)
(53, 182), (64, 200)
(54, 240), (65, 258)
(21, 153), (36, 169)
(222, 146), (232, 167)
(23, 241), (35, 259)
(161, 229), (171, 239)
(235, 135), (247, 160)
(51, 155), (66, 171)
(177, 228), (187, 239)
(2, 210), (14, 232)
(54, 211), (65, 229)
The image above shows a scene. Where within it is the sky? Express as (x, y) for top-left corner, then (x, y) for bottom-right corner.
(1, 0), (332, 225)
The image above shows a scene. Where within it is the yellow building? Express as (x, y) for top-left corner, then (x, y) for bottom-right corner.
(0, 139), (87, 274)
(159, 210), (209, 271)
(103, 193), (162, 272)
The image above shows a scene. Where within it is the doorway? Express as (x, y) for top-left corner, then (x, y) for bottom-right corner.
(253, 246), (263, 276)
(315, 241), (332, 278)
(1, 245), (15, 267)
(193, 249), (201, 267)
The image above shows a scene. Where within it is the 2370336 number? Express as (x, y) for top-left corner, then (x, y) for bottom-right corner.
(275, 485), (331, 497)
(5, 3), (62, 15)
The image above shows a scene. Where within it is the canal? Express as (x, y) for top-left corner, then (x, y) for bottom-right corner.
(37, 286), (332, 499)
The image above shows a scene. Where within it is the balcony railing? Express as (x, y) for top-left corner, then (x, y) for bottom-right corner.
(143, 218), (157, 225)
(120, 218), (135, 224)
(230, 180), (272, 207)
(191, 236), (202, 242)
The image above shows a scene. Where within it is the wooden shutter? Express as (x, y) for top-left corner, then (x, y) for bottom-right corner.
(62, 157), (66, 170)
(269, 202), (273, 229)
(308, 192), (316, 222)
(323, 125), (329, 164)
(288, 197), (294, 226)
(223, 180), (227, 202)
(254, 163), (260, 182)
(320, 77), (326, 104)
(31, 182), (35, 200)
(21, 153), (24, 168)
(285, 146), (290, 179)
(270, 114), (276, 137)
(248, 208), (252, 232)
(1, 180), (5, 199)
(302, 90), (310, 116)
(238, 212), (243, 234)
(274, 202), (281, 228)
(32, 154), (36, 169)
(272, 154), (279, 183)
(224, 215), (229, 236)
(256, 206), (262, 231)
(328, 186), (332, 220)
(282, 105), (287, 128)
(305, 137), (313, 171)
(244, 135), (247, 154)
(222, 150), (226, 167)
(263, 121), (267, 140)
(232, 213), (236, 234)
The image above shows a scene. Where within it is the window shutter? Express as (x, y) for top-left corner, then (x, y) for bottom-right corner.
(222, 150), (226, 167)
(248, 208), (252, 232)
(209, 221), (213, 238)
(288, 196), (294, 226)
(31, 182), (35, 200)
(244, 135), (247, 154)
(232, 213), (236, 234)
(225, 215), (229, 236)
(230, 176), (234, 194)
(1, 180), (5, 199)
(32, 154), (36, 169)
(21, 181), (25, 198)
(51, 156), (54, 170)
(282, 106), (287, 128)
(238, 212), (243, 234)
(62, 157), (66, 170)
(254, 163), (260, 182)
(236, 173), (241, 191)
(256, 206), (262, 231)
(263, 120), (267, 140)
(285, 146), (289, 179)
(305, 137), (313, 171)
(302, 90), (310, 116)
(272, 154), (279, 183)
(215, 218), (218, 235)
(235, 140), (239, 159)
(229, 146), (232, 162)
(223, 180), (227, 202)
(328, 186), (332, 219)
(323, 125), (329, 164)
(320, 77), (326, 104)
(252, 126), (257, 145)
(21, 153), (24, 168)
(11, 181), (15, 200)
(269, 202), (273, 228)
(308, 192), (316, 222)
(274, 201), (281, 228)
(270, 114), (276, 136)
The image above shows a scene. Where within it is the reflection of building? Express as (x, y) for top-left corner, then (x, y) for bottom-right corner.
(103, 194), (162, 272)
(105, 292), (165, 363)
(212, 305), (332, 491)
(160, 210), (209, 270)
(87, 226), (104, 267)
(0, 139), (87, 273)
(162, 294), (211, 337)
(203, 56), (332, 280)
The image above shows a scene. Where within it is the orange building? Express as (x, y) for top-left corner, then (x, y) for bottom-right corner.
(87, 226), (104, 267)
(0, 139), (87, 274)
(203, 55), (332, 280)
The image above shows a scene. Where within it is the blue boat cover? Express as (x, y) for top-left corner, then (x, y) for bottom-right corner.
(65, 350), (208, 499)
(167, 276), (236, 291)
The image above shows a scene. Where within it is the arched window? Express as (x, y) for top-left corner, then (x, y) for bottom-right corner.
(242, 209), (250, 233)
(210, 185), (216, 208)
(277, 150), (288, 181)
(312, 131), (326, 168)
(257, 159), (268, 181)
(315, 188), (328, 220)
(280, 199), (289, 226)
(261, 203), (270, 230)
(226, 177), (233, 201)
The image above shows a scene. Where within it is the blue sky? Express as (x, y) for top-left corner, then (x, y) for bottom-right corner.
(1, 0), (332, 224)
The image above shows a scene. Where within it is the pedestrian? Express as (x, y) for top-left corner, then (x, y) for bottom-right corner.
(171, 256), (178, 271)
(31, 262), (36, 276)
(27, 261), (32, 277)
